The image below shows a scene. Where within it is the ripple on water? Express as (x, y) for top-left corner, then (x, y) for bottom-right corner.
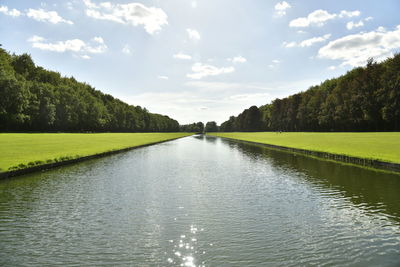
(165, 225), (208, 267)
(1, 136), (400, 266)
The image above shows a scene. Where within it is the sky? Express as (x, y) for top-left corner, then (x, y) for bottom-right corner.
(1, 0), (400, 124)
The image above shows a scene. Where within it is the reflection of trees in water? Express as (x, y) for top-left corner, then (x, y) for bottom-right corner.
(202, 135), (217, 143)
(193, 134), (206, 141)
(216, 137), (400, 223)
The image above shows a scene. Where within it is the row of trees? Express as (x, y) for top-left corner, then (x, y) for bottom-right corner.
(180, 122), (204, 133)
(179, 121), (219, 133)
(220, 55), (400, 132)
(0, 47), (180, 132)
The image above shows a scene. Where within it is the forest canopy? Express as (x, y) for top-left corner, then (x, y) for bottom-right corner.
(220, 55), (400, 132)
(0, 47), (180, 132)
(2, 47), (399, 133)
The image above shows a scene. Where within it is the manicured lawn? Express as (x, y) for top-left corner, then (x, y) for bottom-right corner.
(0, 133), (191, 172)
(208, 132), (400, 163)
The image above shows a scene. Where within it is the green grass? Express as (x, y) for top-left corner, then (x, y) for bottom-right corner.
(208, 132), (400, 164)
(0, 133), (191, 172)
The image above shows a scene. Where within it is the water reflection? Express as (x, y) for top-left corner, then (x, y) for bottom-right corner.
(0, 135), (399, 266)
(215, 137), (400, 223)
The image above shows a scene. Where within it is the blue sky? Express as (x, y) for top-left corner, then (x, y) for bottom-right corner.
(1, 0), (400, 124)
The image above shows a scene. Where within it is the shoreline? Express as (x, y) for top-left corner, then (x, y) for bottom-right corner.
(0, 135), (190, 180)
(209, 135), (400, 173)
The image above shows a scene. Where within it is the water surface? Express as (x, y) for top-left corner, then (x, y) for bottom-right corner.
(1, 135), (399, 266)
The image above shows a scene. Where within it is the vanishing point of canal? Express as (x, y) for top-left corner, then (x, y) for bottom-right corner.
(1, 135), (399, 266)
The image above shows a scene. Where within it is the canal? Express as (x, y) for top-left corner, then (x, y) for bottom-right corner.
(1, 135), (399, 266)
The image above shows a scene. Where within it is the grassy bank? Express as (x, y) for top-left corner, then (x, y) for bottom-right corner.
(208, 132), (400, 164)
(0, 133), (191, 172)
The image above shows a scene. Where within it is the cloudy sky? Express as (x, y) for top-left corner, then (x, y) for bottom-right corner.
(1, 0), (399, 124)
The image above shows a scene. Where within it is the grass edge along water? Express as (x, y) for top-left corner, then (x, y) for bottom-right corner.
(208, 132), (400, 167)
(0, 133), (191, 173)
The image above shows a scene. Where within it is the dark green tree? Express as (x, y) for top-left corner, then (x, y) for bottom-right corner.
(205, 121), (218, 132)
(219, 54), (400, 132)
(0, 47), (181, 133)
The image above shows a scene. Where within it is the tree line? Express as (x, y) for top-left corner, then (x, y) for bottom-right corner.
(179, 121), (219, 133)
(180, 122), (204, 133)
(220, 55), (400, 132)
(0, 47), (180, 132)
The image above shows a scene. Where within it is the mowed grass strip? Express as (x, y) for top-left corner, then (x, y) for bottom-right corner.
(0, 133), (191, 172)
(209, 132), (400, 164)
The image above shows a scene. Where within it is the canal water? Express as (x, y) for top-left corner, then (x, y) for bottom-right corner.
(1, 135), (399, 266)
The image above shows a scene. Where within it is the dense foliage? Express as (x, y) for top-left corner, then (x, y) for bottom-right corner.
(205, 121), (218, 132)
(0, 47), (180, 132)
(180, 122), (204, 133)
(220, 55), (400, 132)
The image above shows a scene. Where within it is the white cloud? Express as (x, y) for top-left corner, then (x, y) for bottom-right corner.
(377, 26), (386, 32)
(229, 93), (271, 102)
(27, 35), (45, 42)
(122, 44), (132, 54)
(80, 55), (91, 59)
(346, 20), (364, 30)
(339, 10), (361, 18)
(229, 55), (247, 63)
(117, 78), (319, 124)
(346, 16), (371, 30)
(66, 2), (74, 10)
(85, 44), (107, 53)
(158, 75), (169, 80)
(328, 65), (336, 70)
(119, 91), (219, 124)
(290, 10), (335, 27)
(185, 81), (276, 92)
(31, 39), (86, 52)
(83, 0), (168, 34)
(185, 81), (242, 91)
(318, 25), (400, 66)
(268, 59), (281, 68)
(274, 1), (291, 17)
(0, 5), (74, 24)
(27, 8), (73, 24)
(9, 9), (21, 17)
(93, 36), (104, 43)
(83, 0), (97, 9)
(289, 9), (360, 28)
(173, 53), (192, 60)
(28, 36), (107, 55)
(187, 63), (234, 79)
(300, 34), (331, 47)
(284, 34), (331, 47)
(0, 6), (21, 17)
(282, 41), (296, 48)
(187, 28), (201, 41)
